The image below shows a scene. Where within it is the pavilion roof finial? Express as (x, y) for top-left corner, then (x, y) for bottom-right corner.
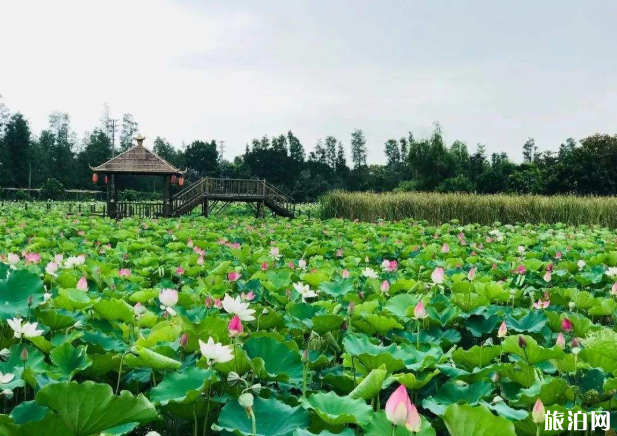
(135, 134), (146, 147)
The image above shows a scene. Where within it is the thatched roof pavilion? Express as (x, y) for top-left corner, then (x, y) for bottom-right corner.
(91, 135), (184, 218)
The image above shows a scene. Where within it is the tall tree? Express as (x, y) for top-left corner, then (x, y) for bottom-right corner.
(384, 139), (401, 166)
(522, 138), (537, 163)
(325, 136), (337, 168)
(47, 112), (76, 187)
(184, 140), (219, 176)
(288, 131), (305, 162)
(120, 113), (139, 152)
(350, 129), (367, 168)
(3, 113), (31, 187)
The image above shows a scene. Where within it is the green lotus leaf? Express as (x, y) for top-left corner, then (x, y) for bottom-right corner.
(35, 381), (158, 436)
(504, 311), (546, 333)
(244, 336), (303, 381)
(92, 299), (134, 323)
(502, 335), (564, 365)
(124, 345), (181, 370)
(311, 314), (345, 334)
(300, 391), (372, 426)
(423, 381), (494, 415)
(216, 396), (309, 436)
(319, 279), (354, 297)
(0, 270), (45, 320)
(348, 365), (388, 400)
(443, 404), (516, 436)
(10, 401), (48, 424)
(150, 367), (216, 405)
(50, 343), (92, 379)
(452, 345), (502, 371)
(294, 429), (356, 436)
(392, 369), (440, 390)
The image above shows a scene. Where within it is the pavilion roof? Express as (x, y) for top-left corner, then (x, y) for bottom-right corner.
(90, 141), (183, 175)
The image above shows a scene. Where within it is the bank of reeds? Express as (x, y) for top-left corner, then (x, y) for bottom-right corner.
(320, 191), (617, 227)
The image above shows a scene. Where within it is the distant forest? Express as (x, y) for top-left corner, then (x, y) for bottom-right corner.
(1, 97), (616, 202)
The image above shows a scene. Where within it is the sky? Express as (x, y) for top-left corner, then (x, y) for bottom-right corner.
(0, 0), (616, 163)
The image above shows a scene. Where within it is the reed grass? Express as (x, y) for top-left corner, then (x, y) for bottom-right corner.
(320, 191), (617, 227)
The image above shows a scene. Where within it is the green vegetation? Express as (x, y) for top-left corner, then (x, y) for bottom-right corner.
(0, 210), (615, 434)
(321, 191), (617, 227)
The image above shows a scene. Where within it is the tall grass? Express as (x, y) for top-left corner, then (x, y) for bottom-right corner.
(320, 191), (617, 227)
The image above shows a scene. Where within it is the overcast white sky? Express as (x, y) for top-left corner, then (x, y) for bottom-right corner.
(1, 0), (616, 163)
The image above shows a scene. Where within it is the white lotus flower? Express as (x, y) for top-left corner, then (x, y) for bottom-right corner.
(606, 267), (617, 278)
(45, 262), (58, 276)
(293, 282), (318, 301)
(7, 318), (43, 338)
(199, 337), (234, 365)
(577, 259), (586, 270)
(159, 289), (178, 316)
(7, 254), (19, 267)
(362, 268), (378, 279)
(0, 372), (14, 384)
(222, 295), (255, 321)
(64, 255), (85, 268)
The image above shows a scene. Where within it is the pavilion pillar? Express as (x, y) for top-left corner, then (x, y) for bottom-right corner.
(106, 174), (111, 218)
(112, 175), (119, 218)
(163, 175), (170, 217)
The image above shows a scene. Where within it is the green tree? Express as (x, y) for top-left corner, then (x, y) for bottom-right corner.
(120, 113), (138, 152)
(522, 137), (537, 163)
(350, 129), (367, 168)
(288, 131), (305, 162)
(3, 113), (31, 187)
(184, 140), (219, 176)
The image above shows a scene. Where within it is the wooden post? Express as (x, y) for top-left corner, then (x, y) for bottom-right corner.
(106, 174), (111, 217)
(163, 175), (170, 217)
(112, 175), (119, 219)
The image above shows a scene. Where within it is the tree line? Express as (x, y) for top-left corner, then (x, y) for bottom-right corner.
(1, 97), (616, 202)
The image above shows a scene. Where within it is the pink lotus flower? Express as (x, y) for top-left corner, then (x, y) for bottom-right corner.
(413, 302), (427, 319)
(76, 277), (88, 292)
(340, 269), (350, 279)
(467, 267), (476, 281)
(197, 257), (204, 266)
(555, 332), (565, 348)
(227, 271), (241, 282)
(176, 267), (185, 275)
(441, 243), (449, 253)
(385, 385), (419, 430)
(133, 302), (146, 318)
(54, 254), (63, 263)
(24, 253), (41, 264)
(270, 247), (281, 259)
(45, 262), (58, 276)
(555, 251), (562, 259)
(214, 298), (222, 309)
(497, 321), (508, 338)
(336, 248), (343, 257)
(406, 404), (421, 433)
(261, 262), (269, 271)
(533, 299), (549, 310)
(287, 261), (295, 269)
(7, 253), (19, 266)
(241, 291), (255, 301)
(118, 269), (131, 277)
(612, 283), (617, 296)
(205, 296), (213, 308)
(347, 302), (355, 316)
(561, 318), (573, 332)
(159, 289), (179, 316)
(517, 265), (526, 275)
(187, 239), (194, 248)
(380, 280), (390, 294)
(531, 399), (545, 424)
(194, 246), (205, 256)
(298, 259), (307, 269)
(228, 315), (243, 337)
(431, 267), (444, 284)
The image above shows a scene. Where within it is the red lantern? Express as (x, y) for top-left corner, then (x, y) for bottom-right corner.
(92, 173), (98, 183)
(178, 177), (184, 186)
(171, 175), (177, 184)
(104, 175), (109, 184)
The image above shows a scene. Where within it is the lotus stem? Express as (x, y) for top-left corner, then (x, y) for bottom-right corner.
(249, 409), (257, 436)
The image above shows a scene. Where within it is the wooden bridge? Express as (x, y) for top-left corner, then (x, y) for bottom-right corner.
(170, 177), (295, 218)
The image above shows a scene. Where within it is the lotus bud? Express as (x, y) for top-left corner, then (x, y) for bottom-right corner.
(0, 349), (10, 362)
(27, 295), (33, 307)
(347, 302), (355, 316)
(518, 336), (527, 349)
(497, 322), (507, 338)
(179, 333), (189, 348)
(406, 404), (421, 433)
(467, 267), (476, 281)
(491, 372), (500, 383)
(20, 348), (28, 362)
(531, 399), (545, 424)
(228, 315), (243, 338)
(238, 392), (254, 412)
(385, 385), (412, 426)
(492, 395), (504, 403)
(413, 302), (428, 320)
(358, 291), (364, 300)
(380, 280), (390, 294)
(555, 333), (565, 348)
(568, 302), (575, 310)
(205, 296), (213, 308)
(302, 348), (309, 364)
(561, 318), (573, 332)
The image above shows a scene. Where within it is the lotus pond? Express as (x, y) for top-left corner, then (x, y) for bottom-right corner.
(0, 211), (617, 436)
